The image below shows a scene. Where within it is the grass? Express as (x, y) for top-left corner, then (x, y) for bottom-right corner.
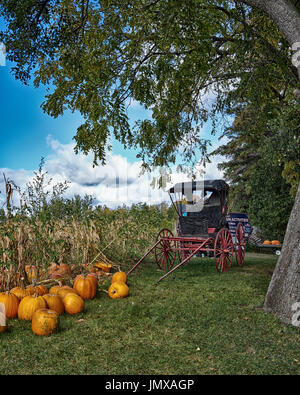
(0, 252), (299, 375)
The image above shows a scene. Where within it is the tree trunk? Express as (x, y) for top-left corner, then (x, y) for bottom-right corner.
(238, 0), (300, 326)
(263, 182), (300, 325)
(240, 0), (300, 79)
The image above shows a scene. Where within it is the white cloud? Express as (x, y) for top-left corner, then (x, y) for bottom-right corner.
(0, 136), (226, 209)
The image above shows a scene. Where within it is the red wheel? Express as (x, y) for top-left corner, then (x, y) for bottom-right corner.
(154, 228), (177, 271)
(214, 228), (234, 273)
(235, 223), (245, 266)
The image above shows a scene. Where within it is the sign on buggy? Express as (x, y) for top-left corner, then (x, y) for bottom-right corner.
(226, 212), (252, 243)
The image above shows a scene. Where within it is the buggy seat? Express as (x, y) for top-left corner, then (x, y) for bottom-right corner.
(178, 191), (225, 236)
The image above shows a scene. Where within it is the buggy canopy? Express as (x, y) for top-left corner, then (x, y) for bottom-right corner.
(168, 179), (229, 217)
(168, 179), (229, 194)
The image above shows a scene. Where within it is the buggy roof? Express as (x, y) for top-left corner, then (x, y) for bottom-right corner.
(168, 179), (229, 194)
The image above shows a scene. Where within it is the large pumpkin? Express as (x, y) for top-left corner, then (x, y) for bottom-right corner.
(18, 294), (47, 321)
(73, 275), (97, 300)
(42, 294), (65, 315)
(263, 240), (271, 245)
(32, 308), (59, 336)
(271, 240), (281, 245)
(10, 287), (31, 300)
(108, 281), (129, 299)
(63, 293), (84, 315)
(111, 271), (127, 284)
(0, 291), (20, 318)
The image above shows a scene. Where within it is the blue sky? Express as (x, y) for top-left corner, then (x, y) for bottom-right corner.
(0, 16), (226, 207)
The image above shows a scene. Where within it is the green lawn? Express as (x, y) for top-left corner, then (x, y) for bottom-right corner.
(1, 253), (299, 375)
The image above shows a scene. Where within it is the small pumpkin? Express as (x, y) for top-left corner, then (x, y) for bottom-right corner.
(32, 308), (59, 336)
(49, 285), (63, 295)
(25, 285), (36, 295)
(0, 303), (7, 333)
(111, 271), (127, 284)
(263, 240), (271, 245)
(0, 291), (20, 318)
(42, 294), (65, 315)
(73, 275), (96, 300)
(63, 293), (84, 315)
(108, 281), (129, 299)
(57, 286), (79, 299)
(95, 262), (112, 272)
(18, 293), (47, 321)
(271, 240), (280, 245)
(32, 285), (49, 296)
(10, 287), (31, 300)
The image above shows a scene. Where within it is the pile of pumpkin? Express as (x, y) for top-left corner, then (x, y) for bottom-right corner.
(0, 269), (129, 336)
(263, 240), (281, 245)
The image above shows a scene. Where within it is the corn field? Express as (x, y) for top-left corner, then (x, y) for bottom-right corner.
(0, 204), (176, 291)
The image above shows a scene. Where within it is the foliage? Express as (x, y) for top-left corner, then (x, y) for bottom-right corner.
(1, 1), (299, 169)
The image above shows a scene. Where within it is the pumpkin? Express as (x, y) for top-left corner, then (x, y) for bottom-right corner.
(108, 281), (129, 299)
(63, 293), (84, 315)
(271, 240), (281, 245)
(25, 285), (37, 295)
(32, 308), (59, 336)
(73, 275), (96, 300)
(10, 287), (31, 300)
(0, 303), (7, 333)
(95, 262), (112, 272)
(74, 273), (98, 289)
(42, 294), (65, 315)
(57, 286), (79, 299)
(32, 285), (49, 296)
(49, 285), (63, 295)
(111, 271), (127, 284)
(0, 291), (20, 318)
(263, 240), (271, 245)
(18, 293), (47, 321)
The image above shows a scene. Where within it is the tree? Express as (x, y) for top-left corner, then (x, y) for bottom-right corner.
(0, 0), (300, 325)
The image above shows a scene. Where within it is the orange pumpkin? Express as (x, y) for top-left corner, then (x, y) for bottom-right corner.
(263, 240), (271, 245)
(271, 240), (281, 245)
(42, 294), (65, 315)
(0, 292), (20, 318)
(57, 286), (79, 299)
(108, 281), (129, 299)
(111, 271), (127, 284)
(49, 285), (63, 295)
(73, 275), (96, 300)
(10, 287), (31, 300)
(18, 294), (47, 321)
(63, 293), (84, 315)
(95, 262), (112, 272)
(32, 285), (49, 296)
(32, 308), (59, 336)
